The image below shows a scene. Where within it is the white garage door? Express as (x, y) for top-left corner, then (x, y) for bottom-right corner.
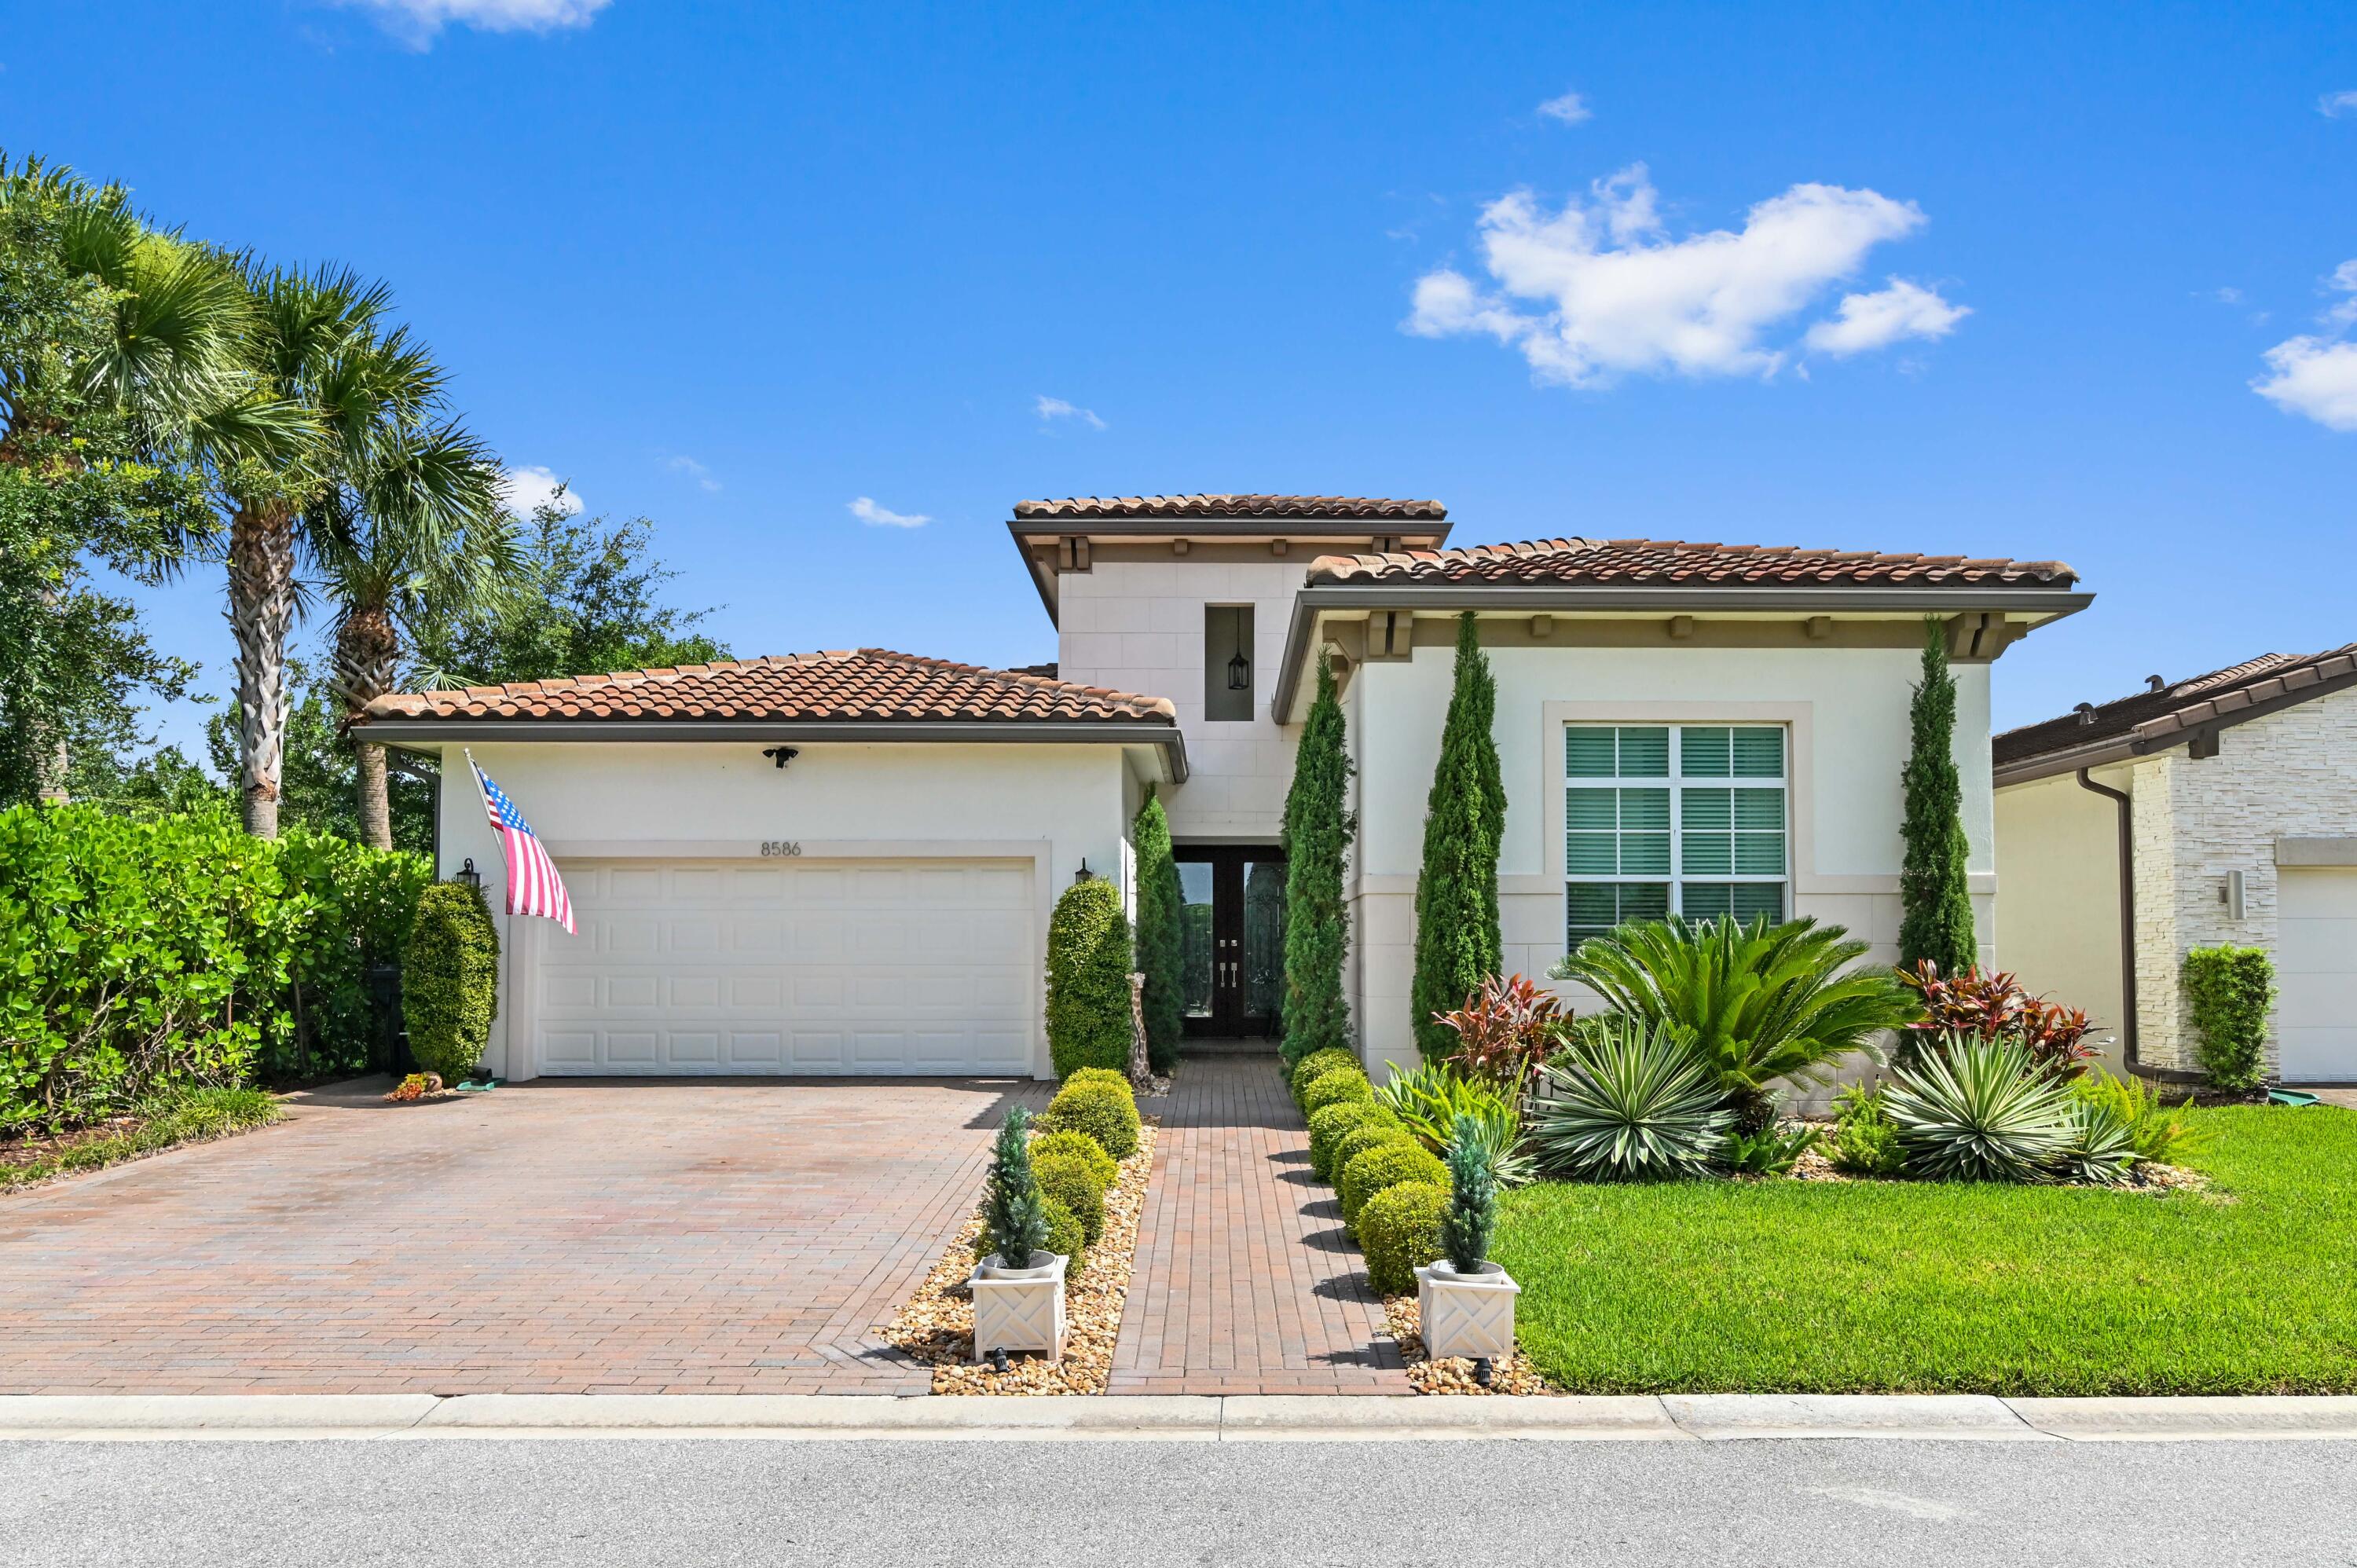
(530, 859), (1035, 1076)
(2278, 867), (2357, 1083)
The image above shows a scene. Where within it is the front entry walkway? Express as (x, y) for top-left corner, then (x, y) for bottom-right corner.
(1111, 1055), (1407, 1394)
(0, 1077), (1048, 1396)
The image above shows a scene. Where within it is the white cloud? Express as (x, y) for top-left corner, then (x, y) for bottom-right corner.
(497, 464), (581, 516)
(1035, 395), (1106, 430)
(1803, 278), (1970, 356)
(2213, 286), (2244, 305)
(668, 455), (721, 493)
(2319, 90), (2357, 118)
(2326, 259), (2357, 326)
(339, 0), (609, 42)
(1406, 165), (1945, 385)
(1537, 90), (1592, 125)
(2253, 337), (2357, 430)
(849, 496), (929, 529)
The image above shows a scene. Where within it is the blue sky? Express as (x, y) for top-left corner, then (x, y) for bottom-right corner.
(8, 1), (2356, 754)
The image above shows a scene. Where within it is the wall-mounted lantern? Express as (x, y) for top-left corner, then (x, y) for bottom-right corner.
(454, 857), (481, 891)
(762, 746), (800, 771)
(1074, 859), (1095, 885)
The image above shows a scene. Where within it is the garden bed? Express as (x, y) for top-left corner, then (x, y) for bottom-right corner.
(1494, 1104), (2357, 1395)
(0, 1089), (284, 1193)
(884, 1115), (1158, 1394)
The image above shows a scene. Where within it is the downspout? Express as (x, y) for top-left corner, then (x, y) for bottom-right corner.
(2074, 768), (2140, 1072)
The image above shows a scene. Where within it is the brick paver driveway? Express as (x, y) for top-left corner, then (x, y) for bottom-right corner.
(0, 1077), (1046, 1395)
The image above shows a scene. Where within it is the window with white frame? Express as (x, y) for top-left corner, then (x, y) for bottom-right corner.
(1564, 724), (1789, 945)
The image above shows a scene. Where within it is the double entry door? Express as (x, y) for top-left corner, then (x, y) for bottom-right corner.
(1176, 845), (1287, 1038)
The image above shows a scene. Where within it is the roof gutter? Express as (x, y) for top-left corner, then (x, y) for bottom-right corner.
(361, 717), (1189, 783)
(1273, 583), (2095, 723)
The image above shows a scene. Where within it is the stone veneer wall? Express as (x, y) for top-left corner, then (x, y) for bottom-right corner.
(2128, 687), (2357, 1072)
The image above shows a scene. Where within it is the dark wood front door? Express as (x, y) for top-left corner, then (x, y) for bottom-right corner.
(1176, 846), (1288, 1037)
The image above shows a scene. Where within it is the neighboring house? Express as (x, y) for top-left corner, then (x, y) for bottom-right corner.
(1993, 646), (2357, 1085)
(357, 494), (2088, 1082)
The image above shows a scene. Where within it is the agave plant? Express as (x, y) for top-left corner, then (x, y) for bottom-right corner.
(2055, 1094), (2139, 1186)
(1523, 1017), (1732, 1182)
(1374, 1062), (1534, 1186)
(1552, 915), (1919, 1133)
(1882, 1035), (2072, 1183)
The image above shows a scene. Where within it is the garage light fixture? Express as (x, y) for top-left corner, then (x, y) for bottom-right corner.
(1074, 859), (1095, 884)
(762, 746), (800, 771)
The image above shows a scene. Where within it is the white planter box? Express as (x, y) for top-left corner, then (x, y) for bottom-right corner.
(1416, 1261), (1519, 1362)
(970, 1252), (1068, 1362)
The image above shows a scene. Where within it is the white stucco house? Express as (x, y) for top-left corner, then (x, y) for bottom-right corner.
(1993, 644), (2357, 1085)
(358, 493), (2090, 1082)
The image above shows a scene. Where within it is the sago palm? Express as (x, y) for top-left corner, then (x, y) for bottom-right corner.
(1556, 914), (1920, 1131)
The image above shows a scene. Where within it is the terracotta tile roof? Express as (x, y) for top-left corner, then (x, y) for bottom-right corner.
(360, 650), (1175, 726)
(1995, 643), (2357, 770)
(1014, 494), (1447, 522)
(1306, 537), (2079, 588)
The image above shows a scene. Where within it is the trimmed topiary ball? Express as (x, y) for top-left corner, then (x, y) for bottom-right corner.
(1339, 1139), (1450, 1230)
(1307, 1100), (1397, 1182)
(1041, 1196), (1087, 1280)
(1062, 1065), (1132, 1094)
(1040, 1079), (1141, 1161)
(1326, 1121), (1415, 1190)
(1299, 1068), (1373, 1120)
(1290, 1047), (1361, 1097)
(1032, 1149), (1109, 1243)
(1031, 1128), (1118, 1189)
(1358, 1181), (1450, 1296)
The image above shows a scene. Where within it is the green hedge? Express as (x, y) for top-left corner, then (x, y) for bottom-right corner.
(402, 881), (501, 1083)
(1040, 1075), (1141, 1160)
(1340, 1138), (1449, 1231)
(2183, 945), (2275, 1090)
(1359, 1181), (1450, 1296)
(1032, 1148), (1109, 1243)
(0, 804), (426, 1134)
(1290, 1047), (1361, 1099)
(1047, 879), (1134, 1078)
(1307, 1099), (1395, 1181)
(1299, 1067), (1373, 1119)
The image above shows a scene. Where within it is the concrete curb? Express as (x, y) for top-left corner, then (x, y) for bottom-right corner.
(5, 1393), (2357, 1443)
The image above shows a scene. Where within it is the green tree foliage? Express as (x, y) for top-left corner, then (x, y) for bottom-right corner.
(980, 1105), (1050, 1268)
(1045, 877), (1135, 1078)
(400, 879), (500, 1082)
(1130, 788), (1183, 1074)
(0, 802), (425, 1132)
(1899, 618), (1976, 975)
(2182, 945), (2276, 1091)
(1410, 612), (1504, 1061)
(1280, 654), (1356, 1065)
(409, 503), (728, 687)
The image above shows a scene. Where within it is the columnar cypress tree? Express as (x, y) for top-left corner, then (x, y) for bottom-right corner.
(1898, 617), (1977, 976)
(1410, 613), (1505, 1061)
(1280, 654), (1357, 1065)
(1131, 787), (1184, 1074)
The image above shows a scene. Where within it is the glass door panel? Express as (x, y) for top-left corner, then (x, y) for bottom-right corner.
(1178, 860), (1215, 1020)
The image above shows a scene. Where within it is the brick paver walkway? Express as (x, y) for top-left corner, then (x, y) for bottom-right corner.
(0, 1077), (1047, 1395)
(1110, 1053), (1407, 1394)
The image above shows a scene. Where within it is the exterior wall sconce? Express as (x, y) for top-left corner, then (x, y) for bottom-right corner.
(762, 746), (800, 770)
(1074, 859), (1095, 884)
(2222, 869), (2245, 921)
(1227, 650), (1250, 691)
(454, 858), (481, 891)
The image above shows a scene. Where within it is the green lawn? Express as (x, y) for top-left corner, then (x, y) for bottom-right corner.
(1493, 1105), (2357, 1394)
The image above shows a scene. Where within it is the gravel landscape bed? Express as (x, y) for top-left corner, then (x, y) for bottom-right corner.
(885, 1116), (1160, 1394)
(1381, 1294), (1555, 1396)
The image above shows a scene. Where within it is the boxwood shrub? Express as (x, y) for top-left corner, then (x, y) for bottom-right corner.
(1047, 880), (1135, 1078)
(1358, 1181), (1450, 1296)
(977, 1194), (1088, 1280)
(1307, 1100), (1397, 1181)
(1339, 1138), (1450, 1231)
(1327, 1121), (1416, 1191)
(1299, 1068), (1373, 1119)
(1290, 1047), (1361, 1098)
(1031, 1128), (1118, 1188)
(1032, 1149), (1109, 1243)
(401, 881), (502, 1083)
(1040, 1077), (1140, 1160)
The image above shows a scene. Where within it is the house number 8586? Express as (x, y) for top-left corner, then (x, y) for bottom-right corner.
(760, 841), (803, 857)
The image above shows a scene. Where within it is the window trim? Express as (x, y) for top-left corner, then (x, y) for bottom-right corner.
(1563, 723), (1791, 937)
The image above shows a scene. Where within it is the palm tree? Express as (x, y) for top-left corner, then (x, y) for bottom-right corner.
(311, 402), (508, 848)
(1553, 914), (1923, 1132)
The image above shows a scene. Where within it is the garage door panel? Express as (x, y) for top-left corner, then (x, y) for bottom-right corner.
(2279, 870), (2357, 1083)
(534, 857), (1036, 1076)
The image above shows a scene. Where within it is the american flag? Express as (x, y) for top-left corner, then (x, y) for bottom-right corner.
(467, 754), (574, 934)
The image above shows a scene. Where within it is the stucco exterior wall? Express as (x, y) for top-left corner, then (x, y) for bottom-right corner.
(1992, 768), (2129, 1070)
(430, 740), (1134, 1079)
(1345, 637), (1998, 1076)
(1056, 556), (1306, 842)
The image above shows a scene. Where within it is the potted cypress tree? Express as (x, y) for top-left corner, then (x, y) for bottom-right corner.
(969, 1106), (1068, 1362)
(1415, 1114), (1519, 1364)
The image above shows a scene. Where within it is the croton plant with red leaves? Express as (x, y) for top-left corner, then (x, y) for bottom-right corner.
(1436, 973), (1572, 1087)
(1899, 961), (2099, 1079)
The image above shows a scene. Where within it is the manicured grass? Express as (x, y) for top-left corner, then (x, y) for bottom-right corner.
(1494, 1106), (2357, 1394)
(0, 1088), (282, 1192)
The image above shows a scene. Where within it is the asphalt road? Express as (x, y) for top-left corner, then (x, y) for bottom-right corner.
(5, 1437), (2354, 1566)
